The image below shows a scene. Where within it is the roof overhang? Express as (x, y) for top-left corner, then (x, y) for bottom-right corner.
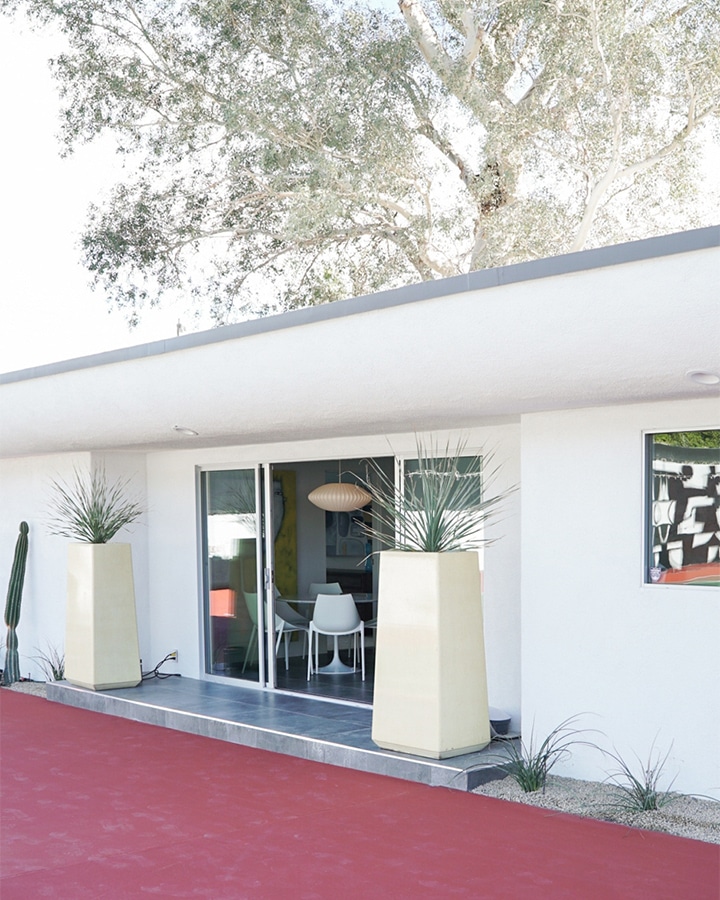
(2, 227), (718, 458)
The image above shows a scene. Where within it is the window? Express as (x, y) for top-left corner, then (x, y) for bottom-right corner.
(646, 430), (720, 585)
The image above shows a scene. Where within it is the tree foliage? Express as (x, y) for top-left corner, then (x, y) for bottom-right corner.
(3, 0), (719, 325)
(653, 430), (720, 449)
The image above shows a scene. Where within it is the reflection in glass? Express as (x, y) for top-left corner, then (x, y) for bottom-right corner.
(203, 470), (260, 680)
(647, 431), (720, 585)
(403, 454), (485, 558)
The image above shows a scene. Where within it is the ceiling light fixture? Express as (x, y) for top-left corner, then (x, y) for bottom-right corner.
(173, 425), (199, 436)
(686, 370), (720, 386)
(308, 461), (371, 512)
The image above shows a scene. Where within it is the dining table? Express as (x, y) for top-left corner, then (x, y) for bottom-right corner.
(281, 593), (376, 674)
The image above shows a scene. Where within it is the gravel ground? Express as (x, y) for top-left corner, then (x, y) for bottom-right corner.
(4, 680), (49, 697)
(474, 773), (720, 844)
(5, 682), (718, 844)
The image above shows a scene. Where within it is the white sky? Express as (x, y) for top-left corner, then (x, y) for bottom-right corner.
(0, 17), (184, 375)
(1, 12), (718, 376)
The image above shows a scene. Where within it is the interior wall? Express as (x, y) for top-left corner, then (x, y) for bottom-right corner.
(293, 460), (331, 593)
(520, 397), (720, 798)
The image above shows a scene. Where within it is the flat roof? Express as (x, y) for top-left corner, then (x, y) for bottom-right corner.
(2, 226), (718, 457)
(3, 226), (717, 386)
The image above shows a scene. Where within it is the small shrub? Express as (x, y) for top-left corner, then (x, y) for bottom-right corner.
(33, 644), (65, 682)
(603, 742), (677, 812)
(497, 715), (593, 793)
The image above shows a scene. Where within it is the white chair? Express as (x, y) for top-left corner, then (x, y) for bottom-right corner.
(308, 581), (342, 597)
(307, 593), (365, 681)
(307, 583), (342, 655)
(242, 591), (309, 673)
(275, 599), (310, 658)
(357, 618), (377, 659)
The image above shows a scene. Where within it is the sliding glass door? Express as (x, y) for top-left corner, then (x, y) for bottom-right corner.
(201, 468), (266, 683)
(199, 455), (396, 700)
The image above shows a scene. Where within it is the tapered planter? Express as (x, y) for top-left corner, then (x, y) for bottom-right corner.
(371, 550), (490, 759)
(65, 543), (141, 690)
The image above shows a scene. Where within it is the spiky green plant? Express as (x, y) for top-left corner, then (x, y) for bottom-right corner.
(360, 437), (516, 553)
(33, 643), (66, 682)
(48, 467), (143, 543)
(3, 522), (29, 686)
(496, 716), (593, 793)
(603, 742), (678, 812)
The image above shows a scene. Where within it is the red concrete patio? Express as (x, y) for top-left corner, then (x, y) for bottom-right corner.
(2, 690), (718, 899)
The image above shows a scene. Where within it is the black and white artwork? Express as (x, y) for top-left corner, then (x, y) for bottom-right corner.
(650, 451), (720, 584)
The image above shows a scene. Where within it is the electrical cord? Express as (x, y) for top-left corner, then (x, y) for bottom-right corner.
(142, 653), (181, 680)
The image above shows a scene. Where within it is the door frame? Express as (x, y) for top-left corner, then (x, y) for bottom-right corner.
(198, 463), (271, 687)
(198, 454), (402, 695)
(262, 461), (278, 689)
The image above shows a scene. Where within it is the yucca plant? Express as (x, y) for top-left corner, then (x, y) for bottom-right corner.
(360, 437), (516, 553)
(496, 716), (593, 793)
(602, 742), (678, 812)
(48, 467), (143, 543)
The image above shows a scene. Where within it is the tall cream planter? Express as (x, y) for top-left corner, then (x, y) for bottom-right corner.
(371, 550), (490, 759)
(65, 543), (142, 690)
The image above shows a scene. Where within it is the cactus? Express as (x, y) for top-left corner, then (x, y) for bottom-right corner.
(3, 522), (29, 686)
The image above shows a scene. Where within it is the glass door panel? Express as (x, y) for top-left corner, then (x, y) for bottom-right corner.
(260, 464), (305, 688)
(202, 468), (264, 682)
(200, 457), (393, 700)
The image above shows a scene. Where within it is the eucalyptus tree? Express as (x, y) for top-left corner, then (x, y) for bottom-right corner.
(3, 0), (718, 325)
(5, 0), (450, 324)
(399, 0), (720, 266)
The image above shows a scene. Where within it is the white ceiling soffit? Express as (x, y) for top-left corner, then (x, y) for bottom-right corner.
(1, 228), (718, 458)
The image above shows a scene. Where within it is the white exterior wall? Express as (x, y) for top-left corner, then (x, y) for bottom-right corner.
(0, 451), (149, 680)
(143, 425), (522, 720)
(0, 453), (87, 680)
(100, 452), (150, 668)
(521, 397), (720, 798)
(144, 449), (201, 676)
(1, 426), (521, 704)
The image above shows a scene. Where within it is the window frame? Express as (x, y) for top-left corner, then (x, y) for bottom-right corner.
(643, 428), (720, 588)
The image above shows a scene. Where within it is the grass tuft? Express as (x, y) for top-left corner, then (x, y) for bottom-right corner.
(497, 715), (594, 793)
(33, 643), (66, 682)
(602, 742), (677, 812)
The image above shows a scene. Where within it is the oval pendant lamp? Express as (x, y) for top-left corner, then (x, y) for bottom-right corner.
(308, 461), (371, 512)
(308, 482), (371, 512)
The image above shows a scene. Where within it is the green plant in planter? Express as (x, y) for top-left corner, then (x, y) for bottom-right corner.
(48, 467), (143, 543)
(48, 467), (144, 691)
(361, 437), (517, 759)
(361, 438), (516, 552)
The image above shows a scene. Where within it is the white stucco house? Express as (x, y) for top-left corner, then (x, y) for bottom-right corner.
(1, 226), (718, 797)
